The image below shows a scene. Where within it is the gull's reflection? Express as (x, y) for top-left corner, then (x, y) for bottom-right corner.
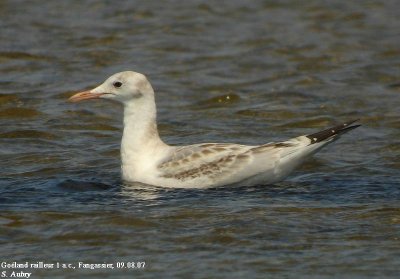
(119, 181), (164, 201)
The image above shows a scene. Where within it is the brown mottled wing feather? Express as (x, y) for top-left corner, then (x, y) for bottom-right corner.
(158, 143), (253, 182)
(157, 142), (298, 184)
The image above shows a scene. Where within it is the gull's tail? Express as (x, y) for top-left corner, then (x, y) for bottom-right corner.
(274, 119), (361, 180)
(306, 119), (361, 145)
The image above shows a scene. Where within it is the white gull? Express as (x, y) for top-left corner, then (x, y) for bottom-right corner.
(69, 71), (360, 188)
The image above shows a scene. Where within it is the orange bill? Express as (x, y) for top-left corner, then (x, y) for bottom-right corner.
(68, 91), (103, 102)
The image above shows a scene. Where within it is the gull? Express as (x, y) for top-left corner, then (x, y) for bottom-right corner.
(69, 71), (360, 188)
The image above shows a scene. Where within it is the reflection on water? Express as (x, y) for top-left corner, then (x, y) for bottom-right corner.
(57, 179), (112, 191)
(120, 182), (164, 201)
(1, 0), (400, 278)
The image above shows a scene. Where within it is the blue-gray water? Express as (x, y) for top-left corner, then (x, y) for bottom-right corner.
(1, 0), (400, 278)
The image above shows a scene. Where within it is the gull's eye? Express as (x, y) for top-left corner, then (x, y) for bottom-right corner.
(113, 81), (122, 88)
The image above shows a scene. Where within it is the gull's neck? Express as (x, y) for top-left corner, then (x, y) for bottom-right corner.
(121, 95), (168, 172)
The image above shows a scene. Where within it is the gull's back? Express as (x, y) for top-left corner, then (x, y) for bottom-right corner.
(149, 120), (360, 188)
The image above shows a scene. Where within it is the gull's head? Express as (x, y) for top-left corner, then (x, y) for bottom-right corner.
(69, 71), (153, 104)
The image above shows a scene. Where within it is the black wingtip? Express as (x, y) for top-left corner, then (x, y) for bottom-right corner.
(306, 119), (361, 144)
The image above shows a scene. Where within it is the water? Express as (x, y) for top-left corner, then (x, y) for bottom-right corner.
(1, 0), (400, 278)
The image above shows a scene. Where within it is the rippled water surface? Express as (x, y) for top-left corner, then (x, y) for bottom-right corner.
(1, 0), (400, 278)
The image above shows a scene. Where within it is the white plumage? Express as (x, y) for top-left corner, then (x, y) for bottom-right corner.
(69, 71), (360, 188)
